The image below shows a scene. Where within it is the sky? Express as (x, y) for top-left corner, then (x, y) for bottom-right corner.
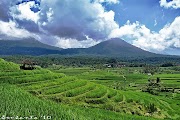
(0, 0), (179, 55)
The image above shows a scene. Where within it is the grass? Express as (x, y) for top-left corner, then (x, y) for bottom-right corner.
(0, 58), (180, 120)
(20, 76), (77, 90)
(0, 58), (19, 71)
(40, 80), (87, 95)
(0, 84), (158, 120)
(64, 83), (96, 97)
(0, 84), (82, 120)
(0, 72), (65, 84)
(112, 93), (123, 102)
(49, 67), (91, 76)
(85, 85), (107, 98)
(107, 88), (117, 98)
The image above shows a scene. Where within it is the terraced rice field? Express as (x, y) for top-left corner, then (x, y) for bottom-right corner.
(0, 66), (120, 103)
(17, 74), (124, 106)
(0, 59), (180, 119)
(0, 69), (179, 119)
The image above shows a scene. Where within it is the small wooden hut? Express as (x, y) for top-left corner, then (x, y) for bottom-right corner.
(20, 60), (36, 70)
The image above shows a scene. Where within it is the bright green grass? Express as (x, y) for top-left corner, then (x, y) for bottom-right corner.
(121, 91), (180, 119)
(112, 92), (124, 102)
(107, 88), (117, 98)
(1, 59), (179, 119)
(1, 68), (178, 119)
(0, 84), (158, 120)
(153, 74), (180, 78)
(20, 76), (77, 90)
(40, 80), (87, 95)
(0, 58), (19, 71)
(152, 74), (180, 88)
(85, 85), (107, 98)
(83, 71), (180, 94)
(77, 70), (124, 81)
(0, 73), (65, 84)
(63, 83), (96, 97)
(0, 69), (52, 77)
(50, 67), (91, 76)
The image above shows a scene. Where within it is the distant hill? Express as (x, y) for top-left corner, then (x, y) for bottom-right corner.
(0, 38), (164, 58)
(86, 38), (158, 57)
(0, 39), (61, 55)
(60, 38), (159, 58)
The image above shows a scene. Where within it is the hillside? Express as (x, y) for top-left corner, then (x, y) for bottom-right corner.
(0, 59), (157, 120)
(1, 84), (158, 120)
(1, 38), (162, 58)
(0, 58), (19, 71)
(0, 59), (180, 119)
(59, 38), (160, 58)
(85, 38), (158, 57)
(0, 39), (61, 55)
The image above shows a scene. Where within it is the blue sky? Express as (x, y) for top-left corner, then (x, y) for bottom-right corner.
(0, 0), (179, 55)
(105, 0), (180, 32)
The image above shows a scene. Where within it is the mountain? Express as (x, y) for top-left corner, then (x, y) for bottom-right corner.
(86, 38), (157, 57)
(0, 39), (61, 55)
(60, 38), (159, 58)
(0, 38), (163, 58)
(163, 47), (180, 56)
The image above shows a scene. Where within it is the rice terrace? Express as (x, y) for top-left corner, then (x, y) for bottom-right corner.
(0, 56), (180, 120)
(0, 0), (180, 120)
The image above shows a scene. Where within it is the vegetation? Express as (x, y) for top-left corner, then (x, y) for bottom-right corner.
(0, 58), (19, 71)
(0, 58), (180, 120)
(1, 55), (180, 68)
(2, 84), (157, 120)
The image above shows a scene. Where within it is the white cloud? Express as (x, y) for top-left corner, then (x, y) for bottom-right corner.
(39, 0), (119, 40)
(88, 8), (119, 37)
(55, 36), (100, 48)
(1, 0), (119, 47)
(10, 1), (40, 23)
(1, 0), (179, 55)
(47, 8), (54, 23)
(0, 0), (119, 48)
(94, 0), (119, 4)
(160, 0), (180, 9)
(0, 20), (39, 39)
(41, 8), (54, 26)
(109, 16), (180, 53)
(154, 19), (157, 26)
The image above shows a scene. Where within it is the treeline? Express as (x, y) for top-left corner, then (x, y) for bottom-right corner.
(131, 57), (180, 66)
(1, 55), (179, 68)
(1, 55), (110, 68)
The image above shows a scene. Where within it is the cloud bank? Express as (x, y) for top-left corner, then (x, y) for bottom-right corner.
(0, 20), (39, 40)
(0, 0), (179, 55)
(160, 0), (180, 9)
(0, 0), (119, 46)
(109, 16), (180, 53)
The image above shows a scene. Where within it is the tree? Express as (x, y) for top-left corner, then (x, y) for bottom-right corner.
(107, 58), (117, 68)
(147, 103), (157, 114)
(143, 65), (159, 75)
(161, 62), (174, 67)
(156, 77), (160, 83)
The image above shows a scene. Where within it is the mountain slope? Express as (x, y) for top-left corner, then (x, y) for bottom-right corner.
(86, 38), (157, 57)
(0, 38), (162, 58)
(0, 39), (62, 55)
(60, 38), (159, 58)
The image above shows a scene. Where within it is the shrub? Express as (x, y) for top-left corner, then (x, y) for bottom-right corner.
(113, 94), (123, 102)
(85, 97), (108, 104)
(147, 103), (157, 113)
